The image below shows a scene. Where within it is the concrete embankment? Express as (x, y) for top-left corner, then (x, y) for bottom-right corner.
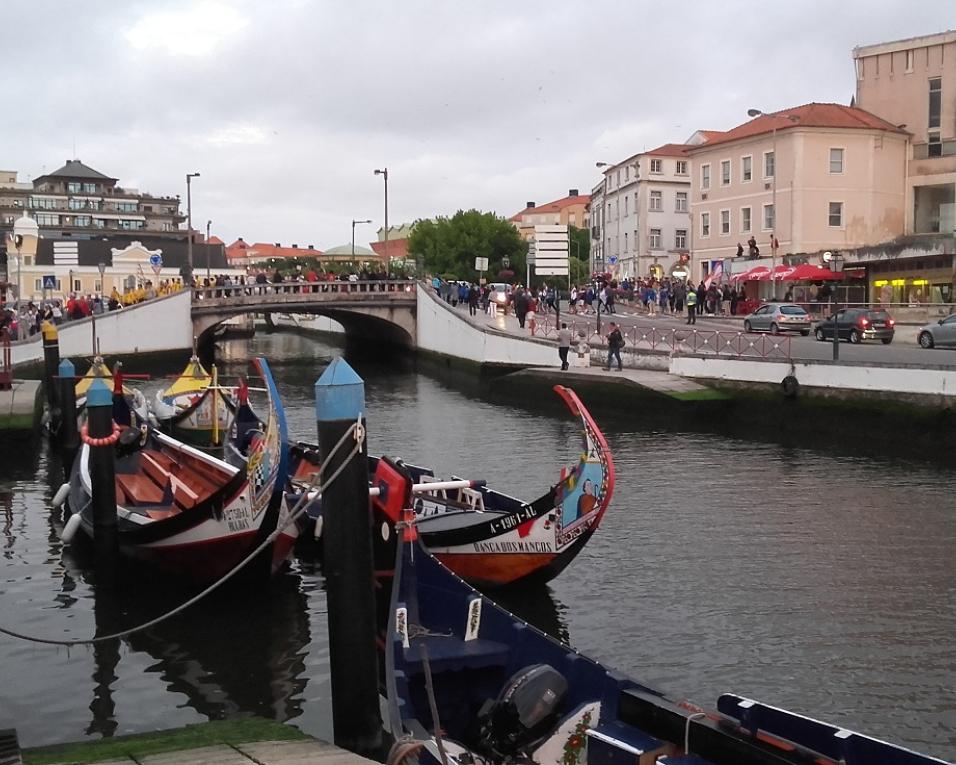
(0, 380), (42, 432)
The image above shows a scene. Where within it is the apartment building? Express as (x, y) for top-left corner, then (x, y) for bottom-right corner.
(686, 103), (908, 282)
(853, 30), (956, 235)
(0, 159), (185, 242)
(590, 147), (692, 280)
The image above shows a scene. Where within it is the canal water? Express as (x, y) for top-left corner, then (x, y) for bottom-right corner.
(0, 331), (953, 761)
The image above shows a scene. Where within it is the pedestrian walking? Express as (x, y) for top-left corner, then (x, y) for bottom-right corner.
(603, 321), (624, 371)
(558, 322), (571, 370)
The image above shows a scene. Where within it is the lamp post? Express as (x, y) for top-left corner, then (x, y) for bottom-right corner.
(596, 162), (611, 280)
(97, 261), (106, 297)
(351, 218), (372, 259)
(374, 168), (388, 267)
(206, 219), (212, 280)
(747, 109), (799, 300)
(827, 252), (845, 361)
(185, 172), (200, 284)
(12, 213), (39, 340)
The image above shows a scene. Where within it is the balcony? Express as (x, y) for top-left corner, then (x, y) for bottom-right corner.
(913, 139), (956, 160)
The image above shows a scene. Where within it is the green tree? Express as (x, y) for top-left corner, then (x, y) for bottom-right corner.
(408, 210), (527, 281)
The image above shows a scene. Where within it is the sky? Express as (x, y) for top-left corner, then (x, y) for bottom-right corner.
(4, 1), (951, 250)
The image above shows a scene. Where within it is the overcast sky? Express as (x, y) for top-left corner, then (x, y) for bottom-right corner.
(4, 1), (950, 249)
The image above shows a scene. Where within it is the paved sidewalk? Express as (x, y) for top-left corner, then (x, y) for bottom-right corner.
(47, 740), (378, 765)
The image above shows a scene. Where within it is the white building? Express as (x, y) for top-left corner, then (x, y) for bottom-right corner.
(590, 144), (694, 280)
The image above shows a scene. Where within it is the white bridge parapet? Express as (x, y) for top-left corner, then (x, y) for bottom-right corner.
(11, 290), (193, 367)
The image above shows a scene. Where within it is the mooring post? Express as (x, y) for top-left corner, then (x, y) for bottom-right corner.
(42, 321), (60, 411)
(57, 359), (79, 471)
(314, 357), (381, 756)
(86, 377), (119, 579)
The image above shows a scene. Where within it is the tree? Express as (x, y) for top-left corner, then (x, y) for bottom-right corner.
(408, 210), (527, 281)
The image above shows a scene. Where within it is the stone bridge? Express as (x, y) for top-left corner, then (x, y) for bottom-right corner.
(190, 280), (418, 346)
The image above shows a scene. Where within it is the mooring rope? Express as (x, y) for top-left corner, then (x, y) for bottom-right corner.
(0, 419), (363, 647)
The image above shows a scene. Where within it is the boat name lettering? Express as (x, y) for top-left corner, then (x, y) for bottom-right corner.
(488, 506), (538, 534)
(225, 505), (252, 532)
(472, 540), (554, 553)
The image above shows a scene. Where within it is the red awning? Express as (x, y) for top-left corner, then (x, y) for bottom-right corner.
(731, 265), (770, 282)
(785, 263), (846, 281)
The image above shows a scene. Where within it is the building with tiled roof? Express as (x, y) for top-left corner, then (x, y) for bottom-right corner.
(686, 102), (908, 289)
(510, 190), (590, 241)
(225, 237), (323, 267)
(590, 146), (695, 280)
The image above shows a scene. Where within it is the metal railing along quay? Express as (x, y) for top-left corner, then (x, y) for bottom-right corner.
(192, 279), (417, 301)
(534, 315), (791, 359)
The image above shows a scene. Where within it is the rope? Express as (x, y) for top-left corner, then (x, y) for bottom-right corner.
(0, 420), (363, 647)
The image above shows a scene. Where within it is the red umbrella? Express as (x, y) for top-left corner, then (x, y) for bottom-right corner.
(784, 263), (845, 281)
(757, 265), (797, 281)
(731, 265), (770, 282)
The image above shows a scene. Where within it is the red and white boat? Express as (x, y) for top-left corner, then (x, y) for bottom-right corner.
(290, 385), (614, 588)
(63, 357), (295, 585)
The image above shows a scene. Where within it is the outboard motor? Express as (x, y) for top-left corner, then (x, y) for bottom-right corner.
(476, 664), (568, 761)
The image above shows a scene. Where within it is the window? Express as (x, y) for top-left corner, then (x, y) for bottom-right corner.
(624, 232), (628, 251)
(929, 77), (941, 130)
(67, 182), (81, 193)
(649, 228), (661, 249)
(741, 207), (752, 233)
(116, 201), (137, 212)
(74, 215), (91, 227)
(763, 203), (775, 231)
(720, 209), (730, 235)
(92, 218), (106, 228)
(36, 213), (59, 226)
(676, 160), (688, 175)
(94, 280), (102, 293)
(82, 183), (97, 193)
(625, 166), (630, 181)
(118, 219), (144, 230)
(73, 279), (81, 292)
(675, 191), (688, 212)
(162, 222), (173, 231)
(649, 190), (662, 211)
(929, 132), (942, 157)
(764, 151), (775, 178)
(68, 198), (85, 210)
(616, 170), (621, 185)
(905, 49), (914, 72)
(720, 160), (731, 186)
(828, 201), (843, 227)
(29, 197), (57, 210)
(700, 212), (710, 237)
(675, 229), (687, 249)
(741, 156), (752, 182)
(650, 159), (662, 174)
(829, 148), (844, 174)
(624, 195), (629, 216)
(701, 164), (710, 190)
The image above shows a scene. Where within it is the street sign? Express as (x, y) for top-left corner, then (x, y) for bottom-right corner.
(474, 256), (489, 271)
(148, 253), (163, 268)
(608, 256), (618, 265)
(42, 275), (57, 290)
(533, 224), (568, 276)
(527, 243), (536, 266)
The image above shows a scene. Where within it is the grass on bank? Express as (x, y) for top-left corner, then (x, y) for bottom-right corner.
(23, 718), (310, 765)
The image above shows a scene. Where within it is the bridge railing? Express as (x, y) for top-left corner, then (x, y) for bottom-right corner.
(192, 280), (417, 301)
(535, 315), (791, 359)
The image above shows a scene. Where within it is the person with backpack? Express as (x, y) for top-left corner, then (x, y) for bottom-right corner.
(603, 321), (624, 371)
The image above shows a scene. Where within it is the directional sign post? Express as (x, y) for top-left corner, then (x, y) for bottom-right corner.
(533, 225), (569, 277)
(474, 256), (489, 284)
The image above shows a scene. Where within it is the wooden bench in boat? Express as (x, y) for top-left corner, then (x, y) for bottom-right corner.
(116, 473), (166, 506)
(150, 450), (220, 494)
(140, 452), (210, 510)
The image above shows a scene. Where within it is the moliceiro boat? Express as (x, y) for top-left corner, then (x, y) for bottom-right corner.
(153, 355), (235, 446)
(63, 358), (295, 584)
(386, 533), (951, 765)
(290, 385), (614, 588)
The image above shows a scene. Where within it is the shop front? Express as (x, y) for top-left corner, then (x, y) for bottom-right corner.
(867, 254), (955, 305)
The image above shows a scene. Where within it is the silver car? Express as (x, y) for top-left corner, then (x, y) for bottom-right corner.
(917, 313), (956, 349)
(743, 303), (811, 335)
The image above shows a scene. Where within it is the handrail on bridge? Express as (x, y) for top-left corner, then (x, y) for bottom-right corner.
(192, 279), (417, 301)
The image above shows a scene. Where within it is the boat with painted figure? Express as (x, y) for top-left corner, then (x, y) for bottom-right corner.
(63, 357), (296, 585)
(289, 384), (614, 588)
(152, 355), (235, 446)
(385, 529), (952, 765)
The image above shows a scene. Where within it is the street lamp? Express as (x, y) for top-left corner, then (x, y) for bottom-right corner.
(351, 218), (372, 259)
(97, 261), (106, 297)
(12, 213), (39, 340)
(374, 168), (389, 267)
(595, 162), (611, 279)
(185, 172), (200, 284)
(746, 109), (799, 299)
(825, 251), (845, 361)
(206, 219), (212, 280)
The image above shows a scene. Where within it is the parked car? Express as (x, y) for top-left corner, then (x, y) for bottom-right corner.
(488, 282), (512, 312)
(917, 313), (956, 349)
(814, 308), (895, 344)
(743, 303), (811, 335)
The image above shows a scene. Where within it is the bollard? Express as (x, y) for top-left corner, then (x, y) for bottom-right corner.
(57, 359), (80, 471)
(315, 357), (381, 756)
(86, 377), (119, 580)
(42, 321), (60, 411)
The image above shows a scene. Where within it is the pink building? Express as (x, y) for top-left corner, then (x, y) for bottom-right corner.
(686, 103), (908, 283)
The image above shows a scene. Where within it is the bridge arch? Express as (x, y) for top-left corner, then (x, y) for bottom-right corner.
(190, 281), (417, 348)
